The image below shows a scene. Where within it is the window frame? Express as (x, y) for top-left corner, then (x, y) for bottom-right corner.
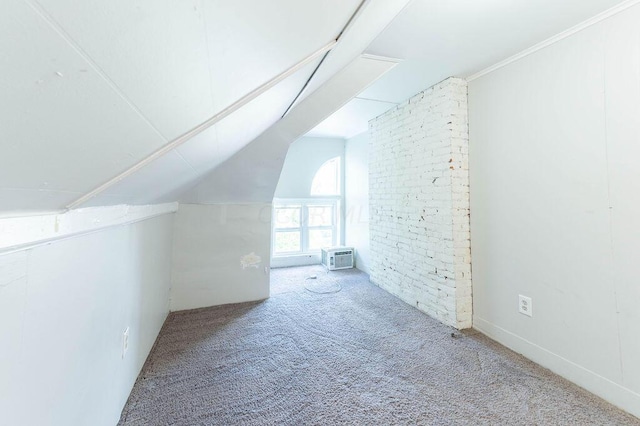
(272, 198), (340, 257)
(272, 203), (303, 255)
(310, 157), (341, 197)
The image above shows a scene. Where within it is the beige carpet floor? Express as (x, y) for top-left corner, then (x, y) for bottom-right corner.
(118, 265), (639, 425)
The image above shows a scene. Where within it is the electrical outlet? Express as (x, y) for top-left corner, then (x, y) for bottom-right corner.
(519, 295), (532, 317)
(122, 327), (129, 359)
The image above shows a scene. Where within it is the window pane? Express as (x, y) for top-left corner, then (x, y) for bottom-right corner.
(308, 229), (333, 251)
(310, 157), (340, 196)
(274, 231), (301, 253)
(308, 206), (333, 227)
(274, 207), (300, 229)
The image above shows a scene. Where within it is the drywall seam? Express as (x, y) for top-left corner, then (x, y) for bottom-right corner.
(24, 0), (170, 143)
(0, 203), (178, 254)
(467, 0), (640, 82)
(474, 317), (640, 419)
(199, 0), (220, 123)
(173, 147), (198, 174)
(281, 0), (367, 118)
(66, 40), (337, 209)
(367, 75), (461, 122)
(179, 55), (398, 204)
(354, 96), (399, 105)
(601, 42), (627, 386)
(291, 0), (411, 106)
(359, 53), (402, 64)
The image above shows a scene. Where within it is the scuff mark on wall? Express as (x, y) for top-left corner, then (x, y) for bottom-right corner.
(240, 252), (261, 270)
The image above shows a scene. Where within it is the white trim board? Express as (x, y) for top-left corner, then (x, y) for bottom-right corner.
(271, 253), (321, 269)
(467, 0), (640, 82)
(66, 40), (337, 209)
(360, 53), (402, 64)
(473, 317), (640, 420)
(0, 203), (178, 254)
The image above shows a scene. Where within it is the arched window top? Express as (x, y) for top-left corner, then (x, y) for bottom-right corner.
(310, 157), (340, 196)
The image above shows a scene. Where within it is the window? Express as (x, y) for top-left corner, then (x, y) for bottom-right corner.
(310, 157), (340, 196)
(273, 156), (342, 257)
(273, 201), (338, 255)
(273, 205), (302, 254)
(307, 205), (334, 250)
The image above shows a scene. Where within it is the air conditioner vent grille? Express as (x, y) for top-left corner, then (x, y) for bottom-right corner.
(321, 247), (354, 270)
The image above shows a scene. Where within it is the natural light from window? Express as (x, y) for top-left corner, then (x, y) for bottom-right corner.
(273, 202), (337, 255)
(273, 156), (341, 256)
(310, 157), (340, 196)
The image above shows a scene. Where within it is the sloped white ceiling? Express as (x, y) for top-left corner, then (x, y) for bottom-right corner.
(182, 56), (398, 204)
(34, 0), (359, 140)
(307, 0), (629, 139)
(0, 0), (164, 212)
(75, 0), (412, 208)
(306, 96), (397, 139)
(361, 0), (628, 103)
(9, 0), (620, 212)
(292, 0), (412, 107)
(1, 0), (370, 214)
(81, 59), (321, 207)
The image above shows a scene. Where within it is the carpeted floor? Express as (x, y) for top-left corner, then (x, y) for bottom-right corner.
(118, 265), (639, 425)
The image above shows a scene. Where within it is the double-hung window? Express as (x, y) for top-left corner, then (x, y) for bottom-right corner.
(272, 156), (342, 257)
(273, 205), (303, 254)
(272, 201), (338, 255)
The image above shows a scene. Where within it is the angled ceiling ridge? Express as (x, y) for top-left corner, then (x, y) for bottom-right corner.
(65, 40), (337, 210)
(177, 54), (399, 204)
(281, 0), (368, 118)
(24, 0), (169, 143)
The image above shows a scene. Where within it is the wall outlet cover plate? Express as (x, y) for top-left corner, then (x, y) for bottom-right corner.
(519, 295), (533, 317)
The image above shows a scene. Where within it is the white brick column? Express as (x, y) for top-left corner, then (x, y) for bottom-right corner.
(369, 77), (472, 329)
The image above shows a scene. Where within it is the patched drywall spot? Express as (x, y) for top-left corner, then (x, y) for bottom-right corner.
(240, 252), (262, 270)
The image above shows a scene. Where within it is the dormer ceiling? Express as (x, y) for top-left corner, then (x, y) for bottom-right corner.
(1, 0), (411, 215)
(2, 0), (626, 214)
(308, 0), (628, 139)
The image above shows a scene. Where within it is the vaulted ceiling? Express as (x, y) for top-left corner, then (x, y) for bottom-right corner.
(310, 0), (628, 139)
(1, 0), (630, 214)
(0, 0), (410, 214)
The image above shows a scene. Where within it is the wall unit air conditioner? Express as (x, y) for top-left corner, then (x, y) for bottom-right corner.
(321, 247), (354, 271)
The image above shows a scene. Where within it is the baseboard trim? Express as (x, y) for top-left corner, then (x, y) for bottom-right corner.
(271, 254), (321, 268)
(473, 316), (640, 419)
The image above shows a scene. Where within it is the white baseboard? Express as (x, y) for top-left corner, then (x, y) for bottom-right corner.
(473, 316), (640, 419)
(271, 254), (320, 268)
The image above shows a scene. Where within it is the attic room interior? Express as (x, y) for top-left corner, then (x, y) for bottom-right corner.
(1, 0), (639, 424)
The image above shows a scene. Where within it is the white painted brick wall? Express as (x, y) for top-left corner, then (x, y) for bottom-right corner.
(369, 77), (472, 329)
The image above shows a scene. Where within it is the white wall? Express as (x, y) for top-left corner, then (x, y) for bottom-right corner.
(171, 204), (271, 310)
(274, 136), (345, 199)
(468, 4), (640, 418)
(344, 132), (371, 274)
(370, 78), (472, 330)
(0, 212), (174, 426)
